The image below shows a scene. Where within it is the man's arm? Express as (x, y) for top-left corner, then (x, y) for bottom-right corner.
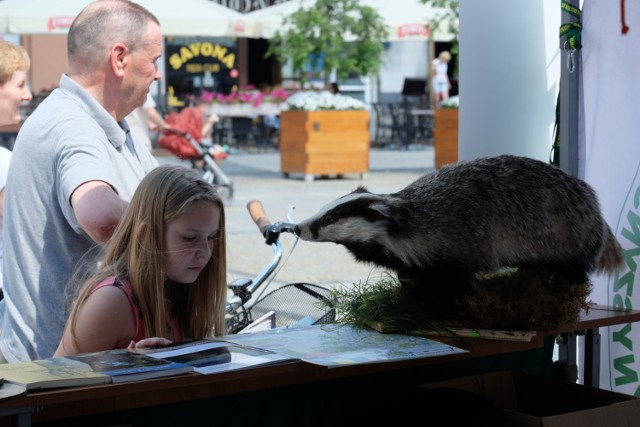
(70, 180), (127, 244)
(202, 113), (219, 140)
(146, 106), (169, 132)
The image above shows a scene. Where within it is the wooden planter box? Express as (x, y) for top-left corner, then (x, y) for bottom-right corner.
(434, 108), (459, 169)
(280, 110), (370, 181)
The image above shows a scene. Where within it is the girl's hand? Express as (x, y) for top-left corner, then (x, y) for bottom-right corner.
(127, 337), (173, 350)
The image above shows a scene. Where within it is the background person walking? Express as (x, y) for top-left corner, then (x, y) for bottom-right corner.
(431, 51), (452, 109)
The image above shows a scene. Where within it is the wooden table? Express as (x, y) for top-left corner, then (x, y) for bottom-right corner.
(552, 304), (638, 387)
(207, 104), (284, 149)
(1, 305), (638, 426)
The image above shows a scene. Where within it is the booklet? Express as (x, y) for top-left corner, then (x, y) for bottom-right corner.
(0, 359), (110, 391)
(420, 328), (537, 342)
(0, 380), (28, 400)
(135, 339), (298, 375)
(58, 349), (194, 383)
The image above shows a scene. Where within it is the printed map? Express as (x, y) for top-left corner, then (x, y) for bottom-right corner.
(222, 324), (467, 368)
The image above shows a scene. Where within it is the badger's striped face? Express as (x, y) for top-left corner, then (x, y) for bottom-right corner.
(297, 190), (391, 243)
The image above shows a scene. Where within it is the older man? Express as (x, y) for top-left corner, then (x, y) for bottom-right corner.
(0, 0), (161, 362)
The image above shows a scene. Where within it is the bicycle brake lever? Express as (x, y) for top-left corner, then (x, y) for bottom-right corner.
(263, 222), (298, 245)
(263, 226), (279, 245)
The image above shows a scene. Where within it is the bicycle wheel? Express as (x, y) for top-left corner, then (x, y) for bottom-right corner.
(249, 283), (335, 329)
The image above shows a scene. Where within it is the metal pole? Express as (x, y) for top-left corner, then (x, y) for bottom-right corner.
(559, 0), (581, 177)
(584, 328), (601, 387)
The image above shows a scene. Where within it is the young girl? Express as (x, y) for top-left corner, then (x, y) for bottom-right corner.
(54, 165), (227, 356)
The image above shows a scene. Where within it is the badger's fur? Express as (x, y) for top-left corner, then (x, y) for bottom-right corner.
(296, 155), (624, 312)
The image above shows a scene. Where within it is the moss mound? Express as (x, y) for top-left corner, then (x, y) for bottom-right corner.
(325, 268), (592, 333)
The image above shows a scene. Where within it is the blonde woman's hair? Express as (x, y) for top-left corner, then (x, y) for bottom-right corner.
(438, 51), (452, 62)
(66, 165), (227, 351)
(0, 40), (30, 86)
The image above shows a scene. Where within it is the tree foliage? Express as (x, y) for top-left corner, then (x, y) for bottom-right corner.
(421, 0), (459, 55)
(266, 0), (389, 87)
(421, 0), (459, 77)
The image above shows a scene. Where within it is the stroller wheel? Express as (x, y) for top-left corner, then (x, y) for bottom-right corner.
(216, 183), (234, 205)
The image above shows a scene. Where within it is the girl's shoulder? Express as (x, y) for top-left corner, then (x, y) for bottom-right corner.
(90, 276), (143, 337)
(93, 276), (133, 294)
(71, 276), (141, 351)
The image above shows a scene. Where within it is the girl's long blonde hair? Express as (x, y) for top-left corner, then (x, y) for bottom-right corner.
(67, 165), (227, 349)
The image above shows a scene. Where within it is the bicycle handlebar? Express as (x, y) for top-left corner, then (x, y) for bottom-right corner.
(225, 201), (301, 333)
(235, 201), (299, 297)
(247, 200), (271, 236)
(247, 200), (298, 245)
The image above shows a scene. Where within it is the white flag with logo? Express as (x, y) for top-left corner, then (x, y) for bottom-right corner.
(581, 0), (640, 394)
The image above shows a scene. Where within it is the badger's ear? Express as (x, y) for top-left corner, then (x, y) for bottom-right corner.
(369, 201), (392, 217)
(352, 186), (370, 194)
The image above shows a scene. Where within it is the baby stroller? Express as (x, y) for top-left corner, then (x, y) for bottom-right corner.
(157, 107), (234, 202)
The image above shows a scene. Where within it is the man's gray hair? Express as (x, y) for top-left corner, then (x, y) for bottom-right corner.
(68, 0), (160, 70)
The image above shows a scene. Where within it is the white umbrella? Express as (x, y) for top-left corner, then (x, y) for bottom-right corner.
(247, 0), (453, 41)
(0, 0), (258, 37)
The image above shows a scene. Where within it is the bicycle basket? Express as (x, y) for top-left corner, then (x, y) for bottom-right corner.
(249, 283), (336, 329)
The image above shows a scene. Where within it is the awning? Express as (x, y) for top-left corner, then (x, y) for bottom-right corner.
(0, 0), (257, 37)
(246, 0), (455, 42)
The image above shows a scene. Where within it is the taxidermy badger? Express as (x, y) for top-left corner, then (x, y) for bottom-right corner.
(296, 155), (624, 312)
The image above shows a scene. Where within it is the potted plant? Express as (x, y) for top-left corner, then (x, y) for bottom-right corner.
(265, 0), (388, 181)
(420, 0), (460, 169)
(280, 91), (370, 181)
(201, 86), (290, 117)
(434, 96), (459, 169)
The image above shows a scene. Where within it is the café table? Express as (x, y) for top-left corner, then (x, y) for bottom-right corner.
(208, 103), (286, 118)
(208, 103), (285, 148)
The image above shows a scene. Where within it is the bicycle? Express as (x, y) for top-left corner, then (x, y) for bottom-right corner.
(224, 200), (336, 334)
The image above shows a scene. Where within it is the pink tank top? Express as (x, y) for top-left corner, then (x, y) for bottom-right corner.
(92, 277), (145, 347)
(92, 277), (185, 346)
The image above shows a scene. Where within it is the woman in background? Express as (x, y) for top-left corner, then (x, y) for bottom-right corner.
(431, 51), (452, 109)
(0, 40), (32, 300)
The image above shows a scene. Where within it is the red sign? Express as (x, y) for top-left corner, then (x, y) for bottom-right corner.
(397, 23), (430, 39)
(48, 16), (75, 31)
(234, 19), (246, 34)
